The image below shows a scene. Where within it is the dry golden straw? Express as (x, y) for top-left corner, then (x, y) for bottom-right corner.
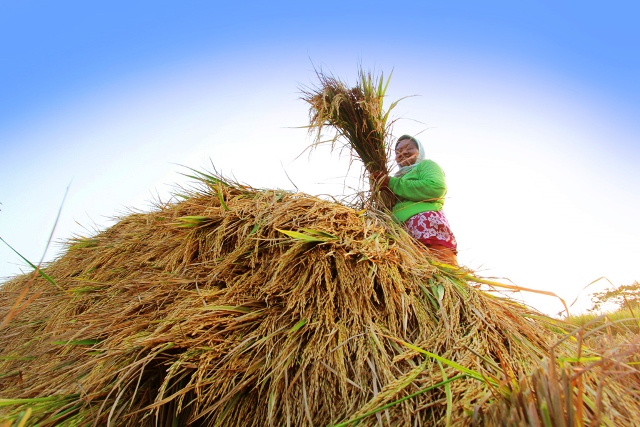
(301, 68), (400, 210)
(2, 172), (638, 426)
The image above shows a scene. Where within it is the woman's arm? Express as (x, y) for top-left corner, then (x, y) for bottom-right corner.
(389, 160), (447, 202)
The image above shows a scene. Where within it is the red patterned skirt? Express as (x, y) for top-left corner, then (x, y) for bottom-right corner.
(405, 211), (457, 252)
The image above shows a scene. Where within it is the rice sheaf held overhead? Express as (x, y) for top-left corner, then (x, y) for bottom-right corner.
(1, 70), (639, 426)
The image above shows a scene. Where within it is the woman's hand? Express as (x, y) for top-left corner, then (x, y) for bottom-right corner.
(370, 171), (390, 187)
(371, 171), (396, 205)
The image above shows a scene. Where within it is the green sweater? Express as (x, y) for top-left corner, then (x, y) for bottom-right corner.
(388, 159), (447, 223)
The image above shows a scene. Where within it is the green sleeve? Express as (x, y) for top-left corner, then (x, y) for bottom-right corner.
(388, 160), (447, 202)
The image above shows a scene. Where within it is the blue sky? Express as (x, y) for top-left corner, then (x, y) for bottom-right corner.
(1, 1), (639, 314)
(3, 1), (639, 128)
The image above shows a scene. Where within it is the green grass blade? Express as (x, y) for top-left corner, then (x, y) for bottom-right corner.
(249, 220), (264, 235)
(329, 375), (466, 427)
(289, 318), (307, 333)
(277, 228), (338, 243)
(14, 407), (32, 427)
(438, 361), (453, 427)
(299, 228), (338, 239)
(0, 395), (79, 407)
(0, 370), (21, 380)
(217, 185), (229, 211)
(0, 237), (63, 291)
(394, 337), (497, 385)
(180, 166), (230, 187)
(174, 216), (212, 228)
(277, 229), (326, 243)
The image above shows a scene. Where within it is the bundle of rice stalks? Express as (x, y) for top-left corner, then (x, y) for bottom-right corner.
(2, 172), (637, 426)
(301, 68), (399, 209)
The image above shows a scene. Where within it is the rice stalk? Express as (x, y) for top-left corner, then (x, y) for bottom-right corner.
(301, 67), (401, 210)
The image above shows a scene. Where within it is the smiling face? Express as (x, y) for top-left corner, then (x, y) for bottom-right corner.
(395, 138), (420, 167)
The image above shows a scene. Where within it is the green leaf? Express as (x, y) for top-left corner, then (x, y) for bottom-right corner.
(0, 395), (79, 407)
(0, 371), (21, 380)
(249, 220), (264, 235)
(329, 374), (466, 427)
(174, 216), (213, 228)
(69, 286), (106, 294)
(289, 318), (307, 333)
(438, 361), (452, 427)
(14, 406), (32, 426)
(69, 238), (98, 249)
(217, 185), (229, 211)
(181, 167), (230, 188)
(0, 237), (63, 291)
(277, 229), (337, 243)
(556, 356), (601, 364)
(299, 228), (338, 239)
(0, 356), (36, 361)
(395, 338), (496, 385)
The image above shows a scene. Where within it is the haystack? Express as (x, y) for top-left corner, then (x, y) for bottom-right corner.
(2, 174), (638, 426)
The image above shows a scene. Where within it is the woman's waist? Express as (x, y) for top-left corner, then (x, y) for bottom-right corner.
(392, 200), (443, 223)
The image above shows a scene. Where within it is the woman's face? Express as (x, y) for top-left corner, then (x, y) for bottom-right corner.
(395, 139), (419, 167)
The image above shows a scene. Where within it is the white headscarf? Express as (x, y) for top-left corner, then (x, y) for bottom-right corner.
(394, 135), (425, 177)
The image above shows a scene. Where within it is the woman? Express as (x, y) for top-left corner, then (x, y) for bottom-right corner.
(375, 135), (458, 265)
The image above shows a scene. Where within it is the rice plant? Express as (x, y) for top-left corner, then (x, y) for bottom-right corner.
(301, 67), (402, 210)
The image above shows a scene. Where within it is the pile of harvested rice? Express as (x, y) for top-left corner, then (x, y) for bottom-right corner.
(1, 174), (639, 426)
